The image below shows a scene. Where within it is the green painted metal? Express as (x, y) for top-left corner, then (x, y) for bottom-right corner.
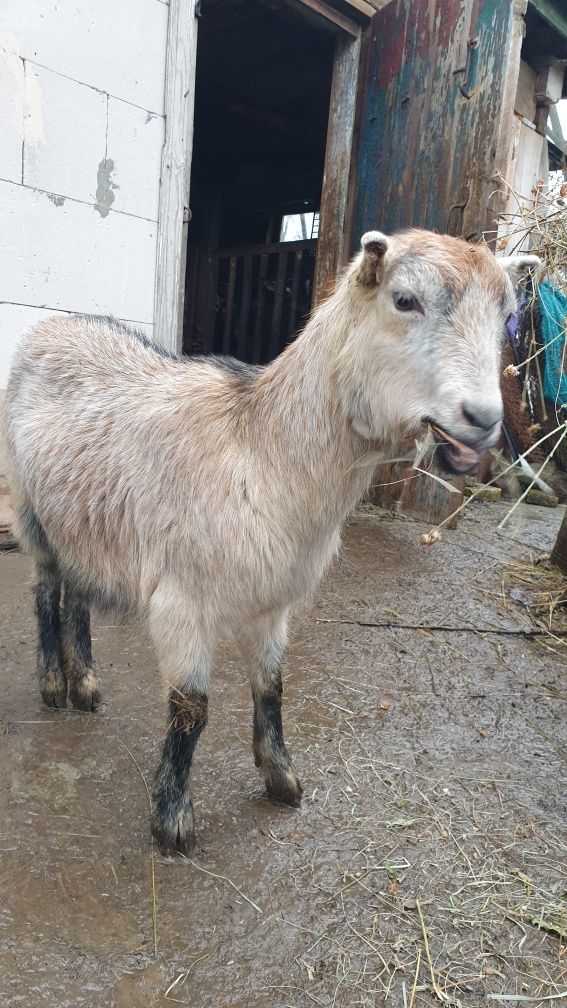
(353, 0), (520, 243)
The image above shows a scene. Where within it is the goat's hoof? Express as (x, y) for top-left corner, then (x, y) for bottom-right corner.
(151, 802), (197, 857)
(266, 769), (303, 808)
(69, 671), (101, 712)
(40, 669), (68, 709)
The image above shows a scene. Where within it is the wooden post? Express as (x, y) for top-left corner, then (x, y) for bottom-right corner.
(312, 30), (361, 305)
(154, 0), (199, 354)
(551, 510), (567, 573)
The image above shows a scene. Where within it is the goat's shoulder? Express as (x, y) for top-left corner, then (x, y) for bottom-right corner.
(192, 354), (263, 389)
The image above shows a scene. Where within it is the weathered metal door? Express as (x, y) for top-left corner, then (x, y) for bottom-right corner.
(354, 0), (525, 243)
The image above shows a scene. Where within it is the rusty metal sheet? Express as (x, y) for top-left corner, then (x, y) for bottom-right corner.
(354, 0), (526, 243)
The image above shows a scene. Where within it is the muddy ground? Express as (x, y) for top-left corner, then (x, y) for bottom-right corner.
(0, 503), (566, 1008)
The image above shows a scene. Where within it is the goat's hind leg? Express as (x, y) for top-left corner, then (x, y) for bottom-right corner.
(62, 584), (101, 711)
(35, 559), (66, 708)
(247, 613), (302, 807)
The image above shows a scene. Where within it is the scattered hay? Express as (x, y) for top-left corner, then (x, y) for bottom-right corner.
(262, 729), (567, 1006)
(500, 556), (567, 643)
(259, 631), (567, 1008)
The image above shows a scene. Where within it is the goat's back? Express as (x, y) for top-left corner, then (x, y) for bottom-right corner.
(4, 316), (252, 610)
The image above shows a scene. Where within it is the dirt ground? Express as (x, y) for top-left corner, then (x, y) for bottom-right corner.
(0, 502), (566, 1008)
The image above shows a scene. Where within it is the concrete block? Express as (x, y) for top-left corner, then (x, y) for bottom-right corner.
(107, 99), (164, 220)
(0, 180), (157, 324)
(2, 0), (168, 112)
(0, 304), (155, 395)
(0, 36), (24, 183)
(23, 64), (107, 204)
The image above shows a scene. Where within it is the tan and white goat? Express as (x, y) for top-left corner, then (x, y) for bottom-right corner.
(4, 229), (538, 854)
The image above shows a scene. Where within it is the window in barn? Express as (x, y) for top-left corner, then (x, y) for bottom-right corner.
(280, 211), (320, 242)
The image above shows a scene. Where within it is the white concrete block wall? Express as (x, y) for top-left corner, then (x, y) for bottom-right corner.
(0, 1), (169, 482)
(0, 0), (168, 399)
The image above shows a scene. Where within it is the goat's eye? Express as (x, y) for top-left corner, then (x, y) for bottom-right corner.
(393, 292), (422, 313)
(505, 312), (514, 326)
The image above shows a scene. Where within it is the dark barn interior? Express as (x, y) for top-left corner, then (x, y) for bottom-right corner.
(183, 0), (335, 362)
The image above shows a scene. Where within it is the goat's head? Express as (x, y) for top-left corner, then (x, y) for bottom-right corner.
(339, 229), (539, 473)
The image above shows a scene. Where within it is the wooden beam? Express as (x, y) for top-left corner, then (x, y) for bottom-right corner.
(342, 0), (379, 17)
(213, 239), (316, 259)
(551, 509), (567, 573)
(282, 0), (362, 37)
(312, 30), (361, 304)
(530, 0), (567, 42)
(154, 0), (198, 354)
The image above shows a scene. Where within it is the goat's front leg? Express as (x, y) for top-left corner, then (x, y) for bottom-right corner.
(148, 593), (212, 856)
(246, 613), (302, 807)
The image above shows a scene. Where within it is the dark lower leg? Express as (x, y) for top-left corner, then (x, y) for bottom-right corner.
(35, 562), (66, 708)
(151, 690), (208, 856)
(62, 587), (100, 711)
(253, 671), (302, 807)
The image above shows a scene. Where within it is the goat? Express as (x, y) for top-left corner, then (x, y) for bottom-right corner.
(4, 230), (538, 855)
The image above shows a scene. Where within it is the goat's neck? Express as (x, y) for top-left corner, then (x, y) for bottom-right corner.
(253, 292), (389, 527)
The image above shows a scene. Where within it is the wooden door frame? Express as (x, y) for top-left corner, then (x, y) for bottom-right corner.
(313, 27), (361, 303)
(154, 0), (198, 353)
(154, 0), (365, 353)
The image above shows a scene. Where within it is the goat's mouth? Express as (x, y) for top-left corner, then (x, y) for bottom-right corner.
(428, 422), (482, 475)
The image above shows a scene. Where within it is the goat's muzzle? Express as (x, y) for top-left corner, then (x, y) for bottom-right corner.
(429, 424), (483, 475)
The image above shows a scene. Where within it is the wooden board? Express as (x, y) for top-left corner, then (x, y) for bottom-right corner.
(369, 463), (464, 529)
(313, 31), (361, 304)
(551, 510), (567, 573)
(353, 0), (528, 243)
(154, 0), (199, 353)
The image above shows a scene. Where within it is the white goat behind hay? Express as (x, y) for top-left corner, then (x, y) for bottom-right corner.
(4, 229), (538, 854)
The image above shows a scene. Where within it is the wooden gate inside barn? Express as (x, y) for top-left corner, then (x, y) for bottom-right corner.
(182, 0), (365, 363)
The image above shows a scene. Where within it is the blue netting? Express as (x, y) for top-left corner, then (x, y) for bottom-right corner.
(538, 279), (567, 407)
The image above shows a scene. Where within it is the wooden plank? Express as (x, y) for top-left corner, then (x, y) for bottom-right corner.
(154, 0), (198, 353)
(530, 0), (567, 40)
(551, 509), (567, 573)
(237, 255), (253, 359)
(222, 256), (237, 354)
(397, 471), (464, 530)
(252, 253), (269, 363)
(367, 463), (411, 511)
(203, 251), (219, 353)
(213, 239), (316, 259)
(313, 31), (361, 304)
(362, 0), (393, 9)
(369, 462), (464, 529)
(342, 0), (379, 16)
(353, 0), (528, 246)
(269, 251), (288, 360)
(515, 60), (537, 121)
(283, 0), (362, 36)
(288, 250), (303, 338)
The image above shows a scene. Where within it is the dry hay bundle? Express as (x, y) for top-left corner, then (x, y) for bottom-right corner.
(496, 177), (567, 487)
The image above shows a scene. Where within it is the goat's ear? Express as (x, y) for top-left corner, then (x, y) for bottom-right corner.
(499, 254), (541, 283)
(358, 231), (390, 286)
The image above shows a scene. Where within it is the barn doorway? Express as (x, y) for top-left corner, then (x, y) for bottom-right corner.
(183, 0), (345, 363)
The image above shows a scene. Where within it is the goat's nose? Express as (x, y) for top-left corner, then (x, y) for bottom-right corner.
(462, 402), (503, 432)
